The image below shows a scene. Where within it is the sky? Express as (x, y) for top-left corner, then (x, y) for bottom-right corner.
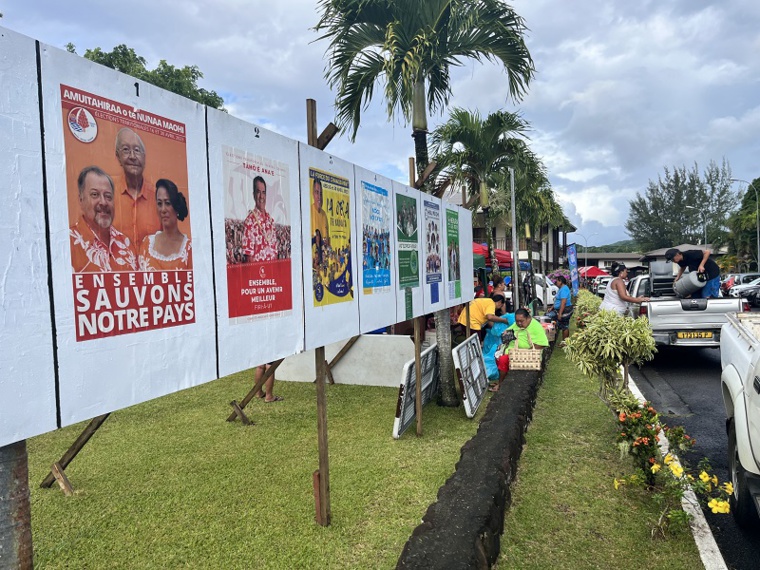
(3, 0), (759, 248)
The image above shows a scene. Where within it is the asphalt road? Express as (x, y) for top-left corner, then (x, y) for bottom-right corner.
(631, 346), (760, 570)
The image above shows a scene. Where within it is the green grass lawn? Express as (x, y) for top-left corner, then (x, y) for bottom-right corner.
(27, 347), (706, 569)
(28, 373), (483, 569)
(496, 347), (704, 569)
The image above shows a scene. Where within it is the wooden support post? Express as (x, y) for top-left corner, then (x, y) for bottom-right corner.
(414, 317), (423, 436)
(51, 462), (74, 496)
(315, 347), (331, 526)
(226, 359), (283, 422)
(413, 160), (437, 189)
(311, 334), (361, 384)
(317, 123), (339, 151)
(408, 157), (415, 187)
(40, 413), (110, 488)
(0, 441), (33, 568)
(312, 470), (324, 526)
(306, 99), (318, 147)
(229, 401), (252, 426)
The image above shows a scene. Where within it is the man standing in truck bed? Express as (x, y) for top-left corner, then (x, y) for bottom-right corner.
(665, 247), (721, 298)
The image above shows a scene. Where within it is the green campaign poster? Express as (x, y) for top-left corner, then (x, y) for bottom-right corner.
(396, 194), (419, 289)
(446, 209), (461, 299)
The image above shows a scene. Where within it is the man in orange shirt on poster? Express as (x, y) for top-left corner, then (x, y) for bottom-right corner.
(111, 128), (161, 253)
(69, 166), (136, 272)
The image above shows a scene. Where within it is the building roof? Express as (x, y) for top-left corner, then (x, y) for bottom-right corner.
(640, 244), (715, 261)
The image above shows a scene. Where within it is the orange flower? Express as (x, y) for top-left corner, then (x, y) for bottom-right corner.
(619, 412), (627, 422)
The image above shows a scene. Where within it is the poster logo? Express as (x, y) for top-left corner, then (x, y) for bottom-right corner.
(67, 107), (98, 143)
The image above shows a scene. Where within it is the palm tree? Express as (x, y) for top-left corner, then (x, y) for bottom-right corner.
(316, 0), (534, 406)
(431, 107), (529, 277)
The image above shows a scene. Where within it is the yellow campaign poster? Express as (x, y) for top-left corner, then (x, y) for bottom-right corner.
(309, 167), (353, 306)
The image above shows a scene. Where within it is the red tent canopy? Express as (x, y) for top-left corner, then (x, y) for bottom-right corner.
(472, 243), (512, 266)
(578, 266), (609, 278)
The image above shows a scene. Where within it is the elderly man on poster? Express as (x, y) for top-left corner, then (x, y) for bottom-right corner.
(70, 165), (137, 272)
(241, 176), (277, 262)
(111, 127), (160, 251)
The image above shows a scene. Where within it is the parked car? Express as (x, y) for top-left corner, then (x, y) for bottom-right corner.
(596, 276), (613, 297)
(729, 277), (760, 298)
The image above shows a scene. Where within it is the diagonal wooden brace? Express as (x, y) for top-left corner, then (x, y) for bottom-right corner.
(226, 359), (283, 422)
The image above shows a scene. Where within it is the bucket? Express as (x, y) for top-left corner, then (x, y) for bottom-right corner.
(673, 271), (708, 298)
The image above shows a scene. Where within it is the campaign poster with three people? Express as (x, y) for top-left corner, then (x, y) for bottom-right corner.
(222, 145), (293, 322)
(62, 84), (194, 342)
(310, 168), (353, 306)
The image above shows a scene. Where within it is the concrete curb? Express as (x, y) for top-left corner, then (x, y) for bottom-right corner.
(628, 378), (728, 570)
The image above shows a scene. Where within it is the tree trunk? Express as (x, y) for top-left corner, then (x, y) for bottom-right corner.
(0, 440), (33, 569)
(412, 78), (457, 407)
(484, 207), (499, 277)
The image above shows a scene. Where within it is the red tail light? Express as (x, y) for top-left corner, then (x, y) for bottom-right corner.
(742, 300), (751, 312)
(639, 304), (648, 316)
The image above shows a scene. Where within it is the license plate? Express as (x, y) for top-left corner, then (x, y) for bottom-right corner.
(676, 331), (713, 339)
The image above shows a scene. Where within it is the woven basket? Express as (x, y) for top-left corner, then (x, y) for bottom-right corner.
(508, 330), (544, 370)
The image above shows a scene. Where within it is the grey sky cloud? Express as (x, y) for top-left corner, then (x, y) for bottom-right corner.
(4, 0), (759, 247)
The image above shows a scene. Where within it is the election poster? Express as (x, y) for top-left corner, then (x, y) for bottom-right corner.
(446, 208), (461, 300)
(222, 145), (293, 321)
(360, 180), (391, 293)
(60, 84), (193, 341)
(424, 199), (442, 285)
(310, 167), (353, 306)
(396, 193), (419, 289)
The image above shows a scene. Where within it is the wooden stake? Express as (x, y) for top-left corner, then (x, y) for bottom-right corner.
(40, 413), (110, 488)
(315, 347), (331, 526)
(226, 360), (283, 422)
(313, 470), (324, 526)
(313, 335), (361, 384)
(229, 401), (252, 425)
(408, 157), (415, 187)
(413, 160), (437, 189)
(414, 317), (423, 436)
(51, 463), (74, 496)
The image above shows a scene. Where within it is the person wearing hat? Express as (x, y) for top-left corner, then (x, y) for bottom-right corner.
(664, 247), (721, 298)
(599, 262), (649, 315)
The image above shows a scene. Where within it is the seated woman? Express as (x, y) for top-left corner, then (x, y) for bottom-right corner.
(599, 262), (649, 315)
(138, 179), (192, 271)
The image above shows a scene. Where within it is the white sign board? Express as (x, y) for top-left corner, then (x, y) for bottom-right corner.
(207, 110), (304, 376)
(422, 196), (446, 314)
(452, 334), (489, 418)
(443, 206), (462, 307)
(354, 166), (397, 332)
(40, 44), (216, 426)
(299, 144), (360, 349)
(0, 28), (58, 447)
(393, 182), (425, 323)
(392, 344), (440, 439)
(459, 206), (475, 302)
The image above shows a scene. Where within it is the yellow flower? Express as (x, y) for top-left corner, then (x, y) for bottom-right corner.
(669, 462), (684, 478)
(708, 499), (731, 514)
(614, 478), (620, 490)
(723, 482), (734, 495)
(664, 453), (674, 465)
(711, 475), (719, 485)
(699, 471), (710, 484)
(651, 463), (661, 474)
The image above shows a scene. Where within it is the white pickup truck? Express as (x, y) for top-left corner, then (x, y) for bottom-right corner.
(720, 312), (760, 527)
(626, 267), (748, 347)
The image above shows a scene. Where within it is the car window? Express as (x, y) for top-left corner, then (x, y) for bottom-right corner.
(740, 274), (760, 284)
(747, 277), (760, 287)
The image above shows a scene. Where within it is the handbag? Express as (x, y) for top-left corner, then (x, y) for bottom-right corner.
(508, 329), (544, 370)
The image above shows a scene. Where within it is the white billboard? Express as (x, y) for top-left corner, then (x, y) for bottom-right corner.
(421, 195), (446, 314)
(299, 144), (360, 349)
(392, 181), (425, 322)
(0, 28), (58, 447)
(354, 166), (397, 333)
(39, 43), (216, 426)
(207, 110), (304, 376)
